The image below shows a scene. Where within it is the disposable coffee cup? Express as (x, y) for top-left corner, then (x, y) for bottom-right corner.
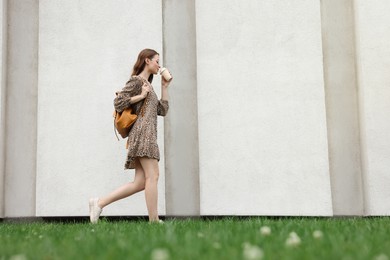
(159, 67), (172, 82)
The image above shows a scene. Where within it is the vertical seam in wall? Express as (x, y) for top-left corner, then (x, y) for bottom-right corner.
(350, 0), (368, 216)
(318, 0), (336, 216)
(192, 0), (201, 216)
(0, 0), (8, 218)
(3, 0), (11, 218)
(161, 0), (173, 216)
(161, 0), (167, 215)
(192, 0), (200, 216)
(33, 0), (39, 217)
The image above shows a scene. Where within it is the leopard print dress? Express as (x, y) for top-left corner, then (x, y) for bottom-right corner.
(114, 75), (169, 169)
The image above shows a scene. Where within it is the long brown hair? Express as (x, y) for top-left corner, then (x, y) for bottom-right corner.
(131, 48), (159, 83)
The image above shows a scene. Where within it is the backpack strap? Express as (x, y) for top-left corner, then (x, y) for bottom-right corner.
(113, 111), (120, 141)
(113, 93), (149, 147)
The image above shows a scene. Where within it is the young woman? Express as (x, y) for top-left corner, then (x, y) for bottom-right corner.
(89, 48), (172, 223)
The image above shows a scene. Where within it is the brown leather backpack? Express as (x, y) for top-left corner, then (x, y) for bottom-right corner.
(113, 93), (147, 141)
(113, 108), (137, 140)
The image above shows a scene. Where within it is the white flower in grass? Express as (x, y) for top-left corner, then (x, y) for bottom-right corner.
(259, 226), (271, 236)
(285, 232), (301, 247)
(151, 248), (170, 260)
(312, 230), (323, 239)
(9, 254), (27, 260)
(242, 242), (264, 260)
(213, 242), (221, 249)
(375, 254), (389, 260)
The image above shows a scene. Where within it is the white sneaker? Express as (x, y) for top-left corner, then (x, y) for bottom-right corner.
(89, 198), (102, 224)
(149, 219), (164, 224)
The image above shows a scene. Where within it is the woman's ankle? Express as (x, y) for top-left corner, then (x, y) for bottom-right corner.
(97, 198), (104, 209)
(149, 217), (160, 222)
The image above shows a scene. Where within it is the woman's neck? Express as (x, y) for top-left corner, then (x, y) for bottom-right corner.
(138, 71), (151, 81)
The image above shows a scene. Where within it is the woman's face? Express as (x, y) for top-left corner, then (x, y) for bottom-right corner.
(146, 54), (160, 74)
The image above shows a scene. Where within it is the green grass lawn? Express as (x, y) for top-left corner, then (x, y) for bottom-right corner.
(1, 216), (390, 260)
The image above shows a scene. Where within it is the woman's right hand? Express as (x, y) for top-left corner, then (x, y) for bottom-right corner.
(141, 83), (151, 98)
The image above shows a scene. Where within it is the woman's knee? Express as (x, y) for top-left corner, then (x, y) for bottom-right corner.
(139, 157), (159, 182)
(135, 182), (145, 191)
(134, 160), (146, 191)
(145, 171), (159, 182)
(132, 179), (145, 191)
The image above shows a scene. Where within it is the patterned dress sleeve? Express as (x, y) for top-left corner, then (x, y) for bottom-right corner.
(157, 100), (169, 116)
(113, 77), (143, 113)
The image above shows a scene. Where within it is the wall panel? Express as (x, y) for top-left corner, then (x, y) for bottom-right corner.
(195, 0), (333, 215)
(36, 0), (165, 216)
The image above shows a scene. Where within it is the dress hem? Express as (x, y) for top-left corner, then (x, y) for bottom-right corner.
(124, 155), (160, 170)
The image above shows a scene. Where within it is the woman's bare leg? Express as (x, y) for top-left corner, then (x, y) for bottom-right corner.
(139, 157), (160, 222)
(97, 159), (146, 209)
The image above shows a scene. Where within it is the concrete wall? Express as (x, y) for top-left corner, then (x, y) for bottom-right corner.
(36, 0), (165, 216)
(0, 0), (6, 218)
(1, 0), (390, 218)
(4, 0), (38, 217)
(354, 0), (390, 215)
(195, 0), (333, 215)
(162, 0), (200, 216)
(320, 0), (364, 215)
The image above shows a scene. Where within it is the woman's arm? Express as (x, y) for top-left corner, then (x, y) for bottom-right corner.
(157, 77), (171, 116)
(128, 92), (148, 104)
(114, 79), (149, 112)
(160, 75), (171, 101)
(161, 85), (169, 101)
